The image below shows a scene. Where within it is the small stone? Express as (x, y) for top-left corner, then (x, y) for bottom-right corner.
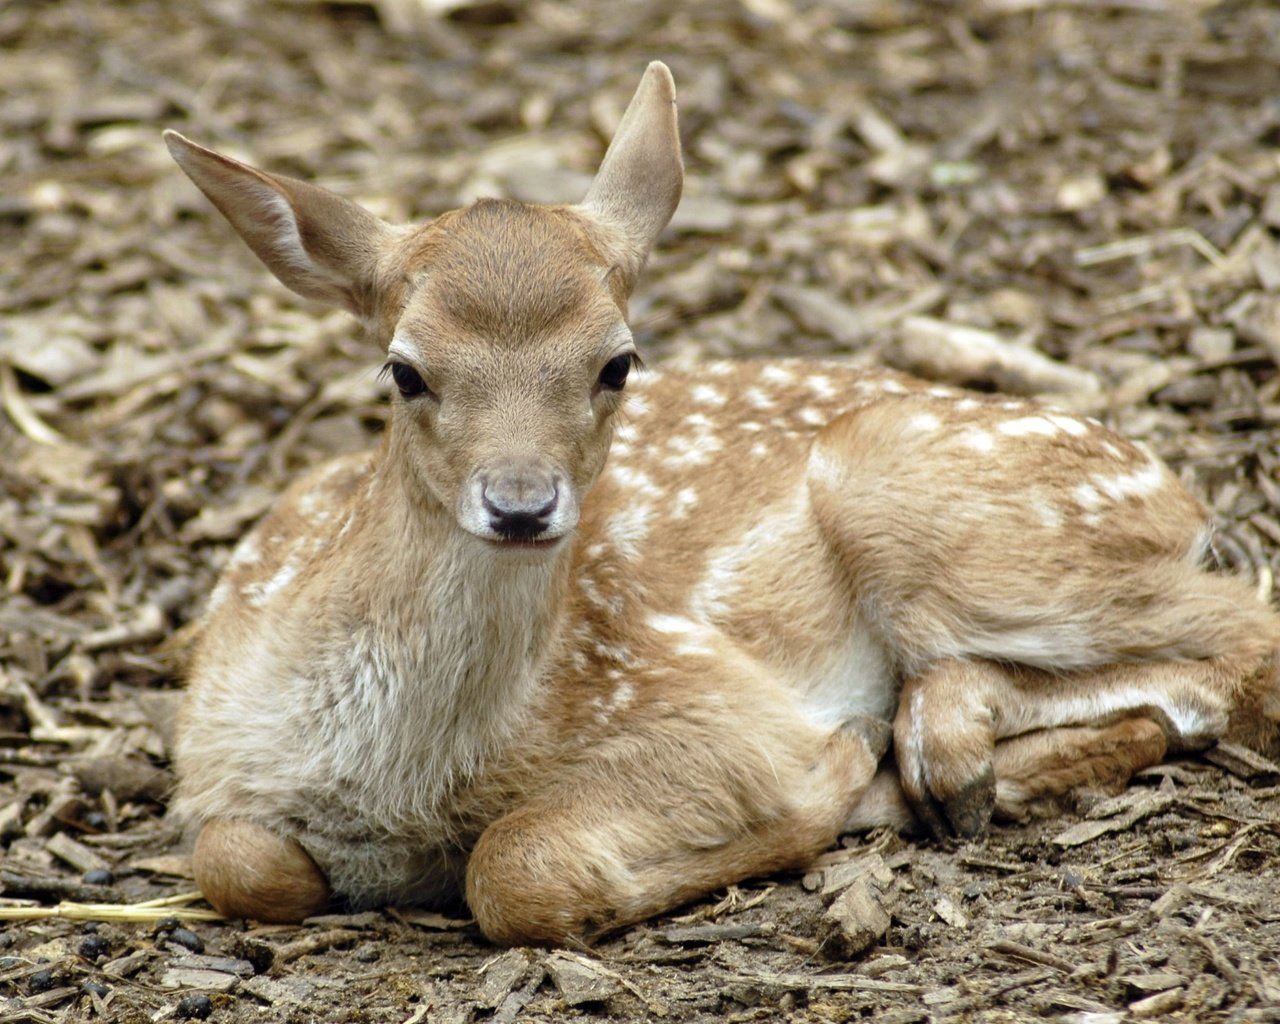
(161, 968), (239, 993)
(83, 868), (116, 886)
(1187, 326), (1234, 364)
(477, 948), (535, 1010)
(227, 936), (273, 975)
(176, 993), (214, 1019)
(1122, 971), (1186, 996)
(168, 953), (254, 978)
(29, 968), (56, 993)
(240, 975), (316, 1007)
(81, 980), (110, 997)
(167, 927), (205, 954)
(1130, 987), (1184, 1018)
(1056, 172), (1106, 212)
(932, 895), (969, 930)
(546, 952), (621, 1006)
(820, 877), (891, 958)
(79, 934), (111, 961)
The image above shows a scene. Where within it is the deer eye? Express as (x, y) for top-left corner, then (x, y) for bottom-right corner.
(597, 353), (633, 392)
(384, 361), (431, 399)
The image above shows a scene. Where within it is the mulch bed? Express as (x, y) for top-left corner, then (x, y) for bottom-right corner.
(3, 0), (1280, 1020)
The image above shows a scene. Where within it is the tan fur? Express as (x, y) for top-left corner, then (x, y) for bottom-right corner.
(192, 817), (330, 922)
(164, 63), (1280, 944)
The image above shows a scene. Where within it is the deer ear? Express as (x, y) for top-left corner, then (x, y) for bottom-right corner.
(580, 62), (683, 280)
(164, 131), (397, 318)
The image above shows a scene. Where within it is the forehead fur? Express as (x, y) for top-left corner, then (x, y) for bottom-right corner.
(405, 199), (618, 343)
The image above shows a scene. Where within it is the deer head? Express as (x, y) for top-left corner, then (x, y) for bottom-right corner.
(165, 62), (682, 551)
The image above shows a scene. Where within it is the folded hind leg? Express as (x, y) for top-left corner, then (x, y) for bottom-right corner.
(843, 718), (1168, 834)
(193, 818), (331, 922)
(990, 718), (1168, 821)
(893, 655), (1254, 838)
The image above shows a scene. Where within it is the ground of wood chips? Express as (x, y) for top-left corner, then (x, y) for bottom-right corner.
(3, 0), (1280, 1021)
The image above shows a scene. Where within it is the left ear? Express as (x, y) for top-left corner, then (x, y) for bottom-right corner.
(579, 62), (684, 288)
(164, 131), (399, 318)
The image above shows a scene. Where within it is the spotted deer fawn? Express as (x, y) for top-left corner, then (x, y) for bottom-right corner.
(165, 63), (1280, 946)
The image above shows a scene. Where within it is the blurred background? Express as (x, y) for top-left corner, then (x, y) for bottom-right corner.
(2, 0), (1280, 643)
(2, 1), (1280, 1016)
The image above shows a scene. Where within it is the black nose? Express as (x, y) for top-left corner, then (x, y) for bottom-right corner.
(481, 466), (558, 540)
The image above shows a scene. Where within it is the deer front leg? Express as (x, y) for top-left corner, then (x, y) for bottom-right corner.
(466, 713), (889, 947)
(192, 818), (331, 922)
(894, 656), (1243, 838)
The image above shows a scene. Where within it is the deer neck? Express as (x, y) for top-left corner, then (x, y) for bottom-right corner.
(336, 441), (573, 787)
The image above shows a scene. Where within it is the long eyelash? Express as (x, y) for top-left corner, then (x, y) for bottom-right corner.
(377, 362), (394, 382)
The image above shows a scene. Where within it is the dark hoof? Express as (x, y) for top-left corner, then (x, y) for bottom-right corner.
(942, 764), (996, 838)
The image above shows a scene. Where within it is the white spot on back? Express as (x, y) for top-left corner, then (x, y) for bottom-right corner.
(244, 557), (299, 607)
(608, 464), (661, 499)
(648, 612), (696, 634)
(807, 374), (836, 399)
(691, 384), (727, 407)
(762, 364), (796, 386)
(907, 412), (941, 434)
(671, 487), (699, 519)
(664, 434), (723, 469)
(959, 428), (996, 454)
(1093, 460), (1165, 502)
(999, 416), (1059, 438)
(1073, 483), (1103, 511)
(646, 612), (716, 657)
(1030, 495), (1063, 529)
(578, 575), (622, 614)
(227, 534), (263, 569)
(206, 579), (231, 615)
(1046, 414), (1088, 437)
(607, 503), (653, 560)
(745, 387), (775, 410)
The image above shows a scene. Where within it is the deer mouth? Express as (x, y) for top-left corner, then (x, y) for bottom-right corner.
(483, 534), (565, 553)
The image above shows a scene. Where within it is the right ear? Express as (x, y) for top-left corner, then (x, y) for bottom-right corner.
(580, 62), (683, 289)
(164, 131), (398, 318)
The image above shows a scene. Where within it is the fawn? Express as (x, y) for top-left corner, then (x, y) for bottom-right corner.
(165, 63), (1280, 946)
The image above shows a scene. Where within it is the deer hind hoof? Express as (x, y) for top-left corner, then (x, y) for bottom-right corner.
(193, 818), (331, 923)
(906, 763), (996, 841)
(939, 764), (996, 838)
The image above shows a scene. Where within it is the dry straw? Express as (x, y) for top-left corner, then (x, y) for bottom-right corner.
(0, 891), (222, 923)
